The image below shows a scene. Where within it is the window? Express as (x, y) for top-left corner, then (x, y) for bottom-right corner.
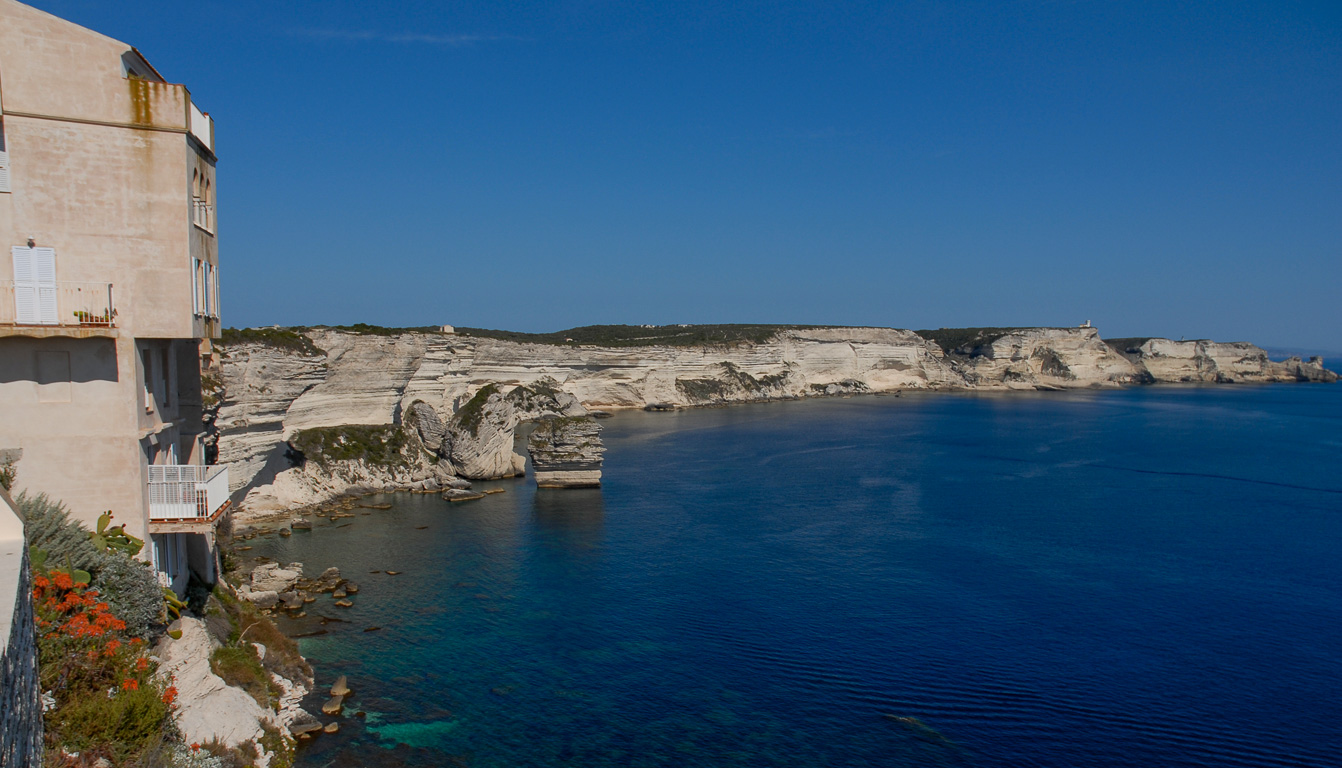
(192, 171), (215, 233)
(159, 347), (171, 408)
(192, 258), (202, 315)
(142, 348), (155, 410)
(0, 119), (10, 193)
(206, 262), (219, 318)
(11, 246), (57, 324)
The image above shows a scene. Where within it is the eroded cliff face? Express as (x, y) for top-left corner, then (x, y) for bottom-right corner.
(1114, 339), (1335, 383)
(445, 381), (588, 480)
(956, 327), (1139, 389)
(216, 343), (327, 494)
(528, 416), (605, 488)
(216, 325), (1336, 517)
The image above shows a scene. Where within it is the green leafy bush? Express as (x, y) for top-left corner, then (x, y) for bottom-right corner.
(94, 554), (166, 639)
(34, 570), (175, 765)
(14, 491), (103, 573)
(211, 645), (279, 709)
(208, 588), (312, 691)
(288, 424), (412, 467)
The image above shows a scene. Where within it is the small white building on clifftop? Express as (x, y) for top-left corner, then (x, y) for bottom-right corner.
(0, 0), (228, 593)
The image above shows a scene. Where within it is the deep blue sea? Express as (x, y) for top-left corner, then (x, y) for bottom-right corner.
(250, 385), (1342, 768)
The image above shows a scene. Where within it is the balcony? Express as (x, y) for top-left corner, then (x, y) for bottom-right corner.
(189, 101), (214, 154)
(192, 196), (215, 233)
(0, 281), (116, 338)
(147, 464), (230, 528)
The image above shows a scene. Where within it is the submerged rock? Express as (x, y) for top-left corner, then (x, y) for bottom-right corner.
(527, 416), (605, 488)
(321, 695), (344, 715)
(442, 489), (486, 502)
(331, 675), (351, 697)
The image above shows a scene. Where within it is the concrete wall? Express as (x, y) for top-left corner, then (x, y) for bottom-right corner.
(0, 335), (149, 535)
(0, 0), (217, 538)
(0, 488), (42, 768)
(0, 0), (219, 342)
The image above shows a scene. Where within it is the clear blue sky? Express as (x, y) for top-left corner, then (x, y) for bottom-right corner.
(29, 1), (1342, 349)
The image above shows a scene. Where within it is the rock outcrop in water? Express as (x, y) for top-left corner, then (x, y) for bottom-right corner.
(445, 379), (588, 480)
(214, 324), (1336, 518)
(527, 417), (605, 488)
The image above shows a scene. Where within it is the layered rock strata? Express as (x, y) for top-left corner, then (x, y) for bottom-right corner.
(446, 380), (588, 481)
(527, 417), (605, 488)
(215, 326), (1336, 516)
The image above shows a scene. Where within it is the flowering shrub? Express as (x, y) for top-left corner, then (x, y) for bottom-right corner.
(33, 569), (175, 765)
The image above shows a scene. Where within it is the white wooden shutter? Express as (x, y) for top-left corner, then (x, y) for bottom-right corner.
(192, 259), (200, 315)
(12, 246), (37, 322)
(33, 247), (57, 324)
(0, 149), (10, 193)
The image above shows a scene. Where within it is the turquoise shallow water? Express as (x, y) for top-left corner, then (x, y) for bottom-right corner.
(248, 385), (1342, 767)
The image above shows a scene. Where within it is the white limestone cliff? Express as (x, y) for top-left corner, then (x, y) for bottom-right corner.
(215, 325), (1336, 518)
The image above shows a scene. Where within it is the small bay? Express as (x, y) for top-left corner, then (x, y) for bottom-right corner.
(248, 385), (1342, 767)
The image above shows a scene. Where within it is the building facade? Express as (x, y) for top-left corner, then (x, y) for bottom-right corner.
(0, 0), (227, 593)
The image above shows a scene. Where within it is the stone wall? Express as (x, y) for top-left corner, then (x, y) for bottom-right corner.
(1, 490), (42, 768)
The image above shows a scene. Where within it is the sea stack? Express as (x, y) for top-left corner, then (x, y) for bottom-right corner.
(527, 416), (605, 488)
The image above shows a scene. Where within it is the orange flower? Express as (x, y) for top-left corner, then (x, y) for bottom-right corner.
(122, 679), (139, 691)
(52, 571), (73, 590)
(162, 686), (178, 706)
(190, 743), (200, 752)
(136, 657), (149, 671)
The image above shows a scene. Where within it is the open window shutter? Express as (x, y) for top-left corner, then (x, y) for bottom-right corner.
(33, 247), (57, 324)
(0, 149), (10, 193)
(12, 246), (37, 322)
(11, 246), (59, 324)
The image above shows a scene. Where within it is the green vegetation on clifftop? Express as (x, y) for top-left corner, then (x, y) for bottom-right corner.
(915, 327), (1060, 355)
(221, 327), (324, 356)
(456, 324), (822, 347)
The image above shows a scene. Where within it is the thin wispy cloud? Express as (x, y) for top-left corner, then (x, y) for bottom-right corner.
(291, 28), (530, 45)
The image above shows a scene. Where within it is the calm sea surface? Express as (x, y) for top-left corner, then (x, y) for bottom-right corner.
(249, 385), (1342, 768)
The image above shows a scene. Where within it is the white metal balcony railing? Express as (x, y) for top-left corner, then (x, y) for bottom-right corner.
(0, 281), (116, 327)
(147, 464), (229, 521)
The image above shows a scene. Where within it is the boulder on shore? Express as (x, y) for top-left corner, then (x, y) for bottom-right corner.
(251, 563), (300, 593)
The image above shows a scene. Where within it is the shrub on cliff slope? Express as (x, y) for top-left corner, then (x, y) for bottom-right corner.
(14, 491), (104, 573)
(18, 492), (166, 638)
(33, 569), (176, 765)
(220, 327), (323, 356)
(288, 424), (412, 468)
(452, 383), (501, 436)
(93, 554), (167, 639)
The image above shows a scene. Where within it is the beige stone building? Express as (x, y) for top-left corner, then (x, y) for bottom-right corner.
(0, 0), (226, 593)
